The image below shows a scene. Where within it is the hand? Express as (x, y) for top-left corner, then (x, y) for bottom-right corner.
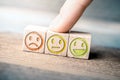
(49, 0), (93, 33)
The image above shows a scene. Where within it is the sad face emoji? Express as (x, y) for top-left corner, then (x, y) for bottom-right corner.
(69, 38), (88, 57)
(47, 34), (66, 54)
(25, 32), (43, 51)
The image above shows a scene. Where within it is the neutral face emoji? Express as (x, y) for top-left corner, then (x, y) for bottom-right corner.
(69, 38), (88, 57)
(25, 32), (43, 50)
(47, 34), (66, 54)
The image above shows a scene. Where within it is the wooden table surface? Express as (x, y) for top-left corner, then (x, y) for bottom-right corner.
(0, 32), (120, 80)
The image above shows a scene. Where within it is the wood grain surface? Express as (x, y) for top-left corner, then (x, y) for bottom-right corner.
(0, 32), (120, 80)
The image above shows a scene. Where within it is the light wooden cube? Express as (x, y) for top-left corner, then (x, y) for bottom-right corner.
(45, 31), (69, 56)
(22, 25), (47, 53)
(67, 31), (91, 59)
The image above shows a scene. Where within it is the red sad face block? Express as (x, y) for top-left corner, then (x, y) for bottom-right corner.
(25, 32), (43, 51)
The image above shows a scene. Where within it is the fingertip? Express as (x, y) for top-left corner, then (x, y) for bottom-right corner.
(49, 25), (69, 33)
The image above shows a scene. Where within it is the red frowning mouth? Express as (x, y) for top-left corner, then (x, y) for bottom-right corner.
(29, 43), (39, 47)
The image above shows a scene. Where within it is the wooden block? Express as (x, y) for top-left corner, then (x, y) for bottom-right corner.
(67, 31), (91, 59)
(45, 31), (69, 56)
(22, 25), (47, 53)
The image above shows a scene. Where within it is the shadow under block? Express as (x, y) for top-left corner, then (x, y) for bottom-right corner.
(67, 31), (91, 59)
(22, 25), (47, 53)
(45, 31), (69, 56)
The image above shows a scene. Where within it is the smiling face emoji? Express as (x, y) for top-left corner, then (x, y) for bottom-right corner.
(69, 38), (88, 57)
(25, 32), (43, 51)
(47, 34), (66, 54)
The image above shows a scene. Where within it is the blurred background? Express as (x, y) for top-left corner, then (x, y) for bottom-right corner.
(0, 0), (120, 48)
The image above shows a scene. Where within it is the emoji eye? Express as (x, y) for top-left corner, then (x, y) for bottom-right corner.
(51, 38), (54, 44)
(29, 36), (32, 40)
(59, 40), (62, 44)
(36, 37), (39, 41)
(74, 41), (76, 46)
(81, 43), (84, 47)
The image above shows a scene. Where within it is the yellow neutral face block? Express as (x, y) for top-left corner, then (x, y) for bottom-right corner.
(45, 31), (69, 56)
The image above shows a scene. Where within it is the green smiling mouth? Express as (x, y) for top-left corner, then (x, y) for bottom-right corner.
(73, 49), (86, 56)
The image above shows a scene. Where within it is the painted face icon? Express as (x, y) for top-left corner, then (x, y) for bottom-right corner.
(25, 31), (43, 51)
(69, 38), (88, 57)
(47, 34), (66, 54)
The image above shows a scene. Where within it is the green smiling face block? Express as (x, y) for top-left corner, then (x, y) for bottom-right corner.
(69, 38), (88, 57)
